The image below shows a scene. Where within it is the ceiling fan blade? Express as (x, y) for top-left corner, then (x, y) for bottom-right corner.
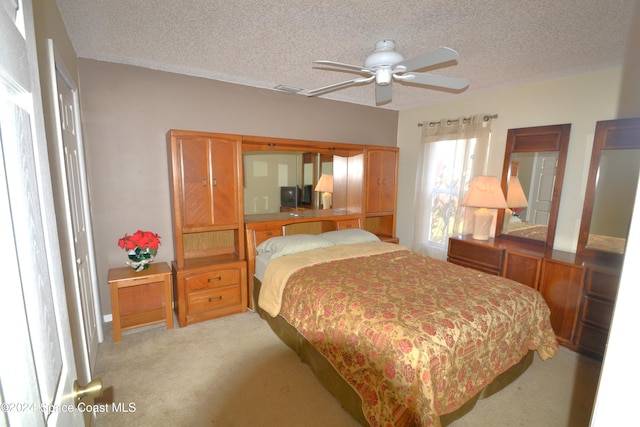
(307, 75), (375, 96)
(375, 84), (393, 105)
(313, 60), (370, 73)
(397, 47), (460, 72)
(403, 72), (470, 90)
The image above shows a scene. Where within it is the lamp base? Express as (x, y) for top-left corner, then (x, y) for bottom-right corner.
(471, 208), (494, 240)
(321, 192), (332, 210)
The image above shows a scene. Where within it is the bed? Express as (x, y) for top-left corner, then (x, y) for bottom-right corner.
(586, 233), (626, 254)
(502, 218), (548, 241)
(245, 219), (558, 426)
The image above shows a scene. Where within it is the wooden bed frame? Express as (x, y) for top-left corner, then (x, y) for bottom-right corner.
(245, 216), (535, 426)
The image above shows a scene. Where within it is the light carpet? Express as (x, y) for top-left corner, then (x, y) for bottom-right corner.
(93, 311), (601, 426)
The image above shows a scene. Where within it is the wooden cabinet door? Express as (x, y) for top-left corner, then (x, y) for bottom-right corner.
(210, 137), (239, 226)
(178, 135), (239, 229)
(366, 149), (397, 213)
(180, 136), (212, 228)
(503, 251), (541, 289)
(539, 259), (585, 346)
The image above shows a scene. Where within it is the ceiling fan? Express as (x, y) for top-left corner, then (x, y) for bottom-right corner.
(307, 40), (470, 105)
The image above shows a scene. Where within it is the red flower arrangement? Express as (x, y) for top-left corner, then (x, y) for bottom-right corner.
(117, 230), (161, 271)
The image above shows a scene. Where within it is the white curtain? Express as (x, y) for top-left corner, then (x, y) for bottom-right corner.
(412, 114), (494, 259)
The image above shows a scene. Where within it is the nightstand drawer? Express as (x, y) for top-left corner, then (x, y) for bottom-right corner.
(337, 219), (360, 230)
(188, 284), (241, 314)
(254, 229), (283, 247)
(185, 269), (240, 291)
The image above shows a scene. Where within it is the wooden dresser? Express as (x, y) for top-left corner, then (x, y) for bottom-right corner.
(574, 260), (620, 359)
(168, 130), (247, 326)
(448, 235), (620, 358)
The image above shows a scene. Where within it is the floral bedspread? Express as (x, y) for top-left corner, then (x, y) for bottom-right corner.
(587, 233), (626, 254)
(272, 245), (558, 426)
(504, 222), (548, 241)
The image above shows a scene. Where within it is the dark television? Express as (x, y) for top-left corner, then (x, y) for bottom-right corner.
(302, 185), (313, 204)
(280, 186), (302, 207)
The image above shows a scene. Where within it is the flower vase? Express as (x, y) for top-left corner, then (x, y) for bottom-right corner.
(127, 248), (154, 272)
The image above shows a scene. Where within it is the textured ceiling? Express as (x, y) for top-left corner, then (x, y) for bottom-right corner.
(56, 0), (637, 111)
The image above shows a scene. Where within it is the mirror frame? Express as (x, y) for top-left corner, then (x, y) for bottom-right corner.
(497, 124), (571, 252)
(577, 117), (640, 261)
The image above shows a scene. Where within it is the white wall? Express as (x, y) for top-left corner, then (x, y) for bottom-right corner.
(396, 68), (623, 251)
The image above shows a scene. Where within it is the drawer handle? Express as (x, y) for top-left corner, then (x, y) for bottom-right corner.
(208, 296), (222, 302)
(208, 276), (222, 282)
(346, 224), (353, 228)
(265, 231), (273, 236)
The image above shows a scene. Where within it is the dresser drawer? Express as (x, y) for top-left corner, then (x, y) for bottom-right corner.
(585, 268), (620, 301)
(185, 268), (241, 292)
(447, 238), (504, 275)
(578, 322), (608, 357)
(188, 284), (242, 315)
(337, 219), (361, 230)
(581, 296), (614, 329)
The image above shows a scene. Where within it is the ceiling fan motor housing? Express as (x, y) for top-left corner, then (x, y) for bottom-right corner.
(363, 40), (405, 86)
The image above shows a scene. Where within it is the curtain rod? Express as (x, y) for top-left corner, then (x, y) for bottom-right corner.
(417, 114), (498, 127)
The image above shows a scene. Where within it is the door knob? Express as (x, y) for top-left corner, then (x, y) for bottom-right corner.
(73, 378), (103, 407)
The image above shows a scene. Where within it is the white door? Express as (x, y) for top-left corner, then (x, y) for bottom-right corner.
(49, 39), (103, 376)
(0, 1), (84, 425)
(527, 152), (558, 225)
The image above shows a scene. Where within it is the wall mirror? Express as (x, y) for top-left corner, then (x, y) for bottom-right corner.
(497, 124), (571, 250)
(577, 117), (640, 260)
(242, 137), (364, 216)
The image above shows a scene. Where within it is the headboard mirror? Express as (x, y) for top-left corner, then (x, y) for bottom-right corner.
(242, 137), (364, 217)
(577, 117), (640, 260)
(497, 124), (571, 251)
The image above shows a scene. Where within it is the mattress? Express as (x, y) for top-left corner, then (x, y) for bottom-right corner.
(255, 252), (272, 282)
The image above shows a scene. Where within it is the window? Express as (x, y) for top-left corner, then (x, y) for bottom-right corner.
(428, 138), (476, 246)
(413, 115), (494, 259)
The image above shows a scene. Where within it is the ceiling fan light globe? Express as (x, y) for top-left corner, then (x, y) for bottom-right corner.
(375, 68), (393, 85)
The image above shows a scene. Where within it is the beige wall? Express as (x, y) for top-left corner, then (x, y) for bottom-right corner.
(76, 59), (398, 316)
(396, 68), (625, 252)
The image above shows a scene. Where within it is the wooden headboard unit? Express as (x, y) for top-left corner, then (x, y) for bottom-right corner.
(244, 211), (363, 308)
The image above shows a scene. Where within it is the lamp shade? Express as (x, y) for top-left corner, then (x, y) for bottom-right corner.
(315, 174), (333, 193)
(461, 176), (507, 209)
(506, 176), (528, 208)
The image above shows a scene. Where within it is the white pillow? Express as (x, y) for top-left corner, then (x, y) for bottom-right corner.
(320, 229), (380, 245)
(256, 234), (334, 259)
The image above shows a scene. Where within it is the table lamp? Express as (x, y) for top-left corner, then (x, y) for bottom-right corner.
(315, 174), (333, 209)
(506, 175), (528, 217)
(461, 176), (508, 240)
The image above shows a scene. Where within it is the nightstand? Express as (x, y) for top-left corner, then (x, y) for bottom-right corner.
(107, 262), (174, 342)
